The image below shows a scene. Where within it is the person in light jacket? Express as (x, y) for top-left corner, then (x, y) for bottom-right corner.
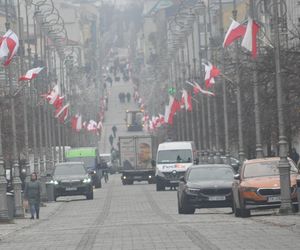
(24, 172), (41, 219)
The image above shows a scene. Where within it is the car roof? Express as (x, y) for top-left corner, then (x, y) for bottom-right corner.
(244, 157), (280, 164)
(190, 164), (233, 169)
(158, 141), (194, 150)
(55, 162), (84, 166)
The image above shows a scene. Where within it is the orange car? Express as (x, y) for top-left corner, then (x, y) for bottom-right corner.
(232, 157), (299, 217)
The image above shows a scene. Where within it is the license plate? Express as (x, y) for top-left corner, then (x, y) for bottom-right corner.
(66, 187), (77, 191)
(268, 196), (281, 202)
(209, 196), (226, 201)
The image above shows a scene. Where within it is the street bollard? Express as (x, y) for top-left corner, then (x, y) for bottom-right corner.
(297, 176), (300, 213)
(6, 192), (15, 220)
(46, 183), (54, 202)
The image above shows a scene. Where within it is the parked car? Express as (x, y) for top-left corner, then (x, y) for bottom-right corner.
(177, 164), (235, 214)
(50, 162), (93, 201)
(232, 157), (299, 218)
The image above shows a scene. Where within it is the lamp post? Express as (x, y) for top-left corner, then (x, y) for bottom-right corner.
(272, 0), (293, 214)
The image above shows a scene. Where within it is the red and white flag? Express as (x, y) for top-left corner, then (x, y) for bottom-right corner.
(223, 19), (246, 48)
(71, 114), (82, 132)
(47, 85), (60, 104)
(19, 67), (43, 81)
(241, 17), (260, 58)
(0, 29), (19, 66)
(181, 89), (192, 111)
(164, 96), (173, 124)
(53, 95), (64, 110)
(203, 62), (220, 89)
(86, 120), (98, 132)
(55, 103), (70, 123)
(186, 81), (215, 97)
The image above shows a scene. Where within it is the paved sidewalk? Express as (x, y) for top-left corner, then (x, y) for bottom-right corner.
(0, 201), (62, 241)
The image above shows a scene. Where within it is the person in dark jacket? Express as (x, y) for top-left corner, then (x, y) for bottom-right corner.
(112, 125), (117, 138)
(109, 134), (114, 147)
(24, 172), (41, 219)
(290, 148), (299, 164)
(126, 92), (131, 102)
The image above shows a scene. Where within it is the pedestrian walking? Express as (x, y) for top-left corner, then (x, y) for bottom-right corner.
(109, 134), (114, 147)
(289, 148), (299, 164)
(24, 172), (41, 219)
(112, 125), (117, 138)
(118, 93), (122, 103)
(126, 92), (131, 102)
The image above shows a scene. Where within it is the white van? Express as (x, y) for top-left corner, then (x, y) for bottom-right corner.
(155, 141), (197, 191)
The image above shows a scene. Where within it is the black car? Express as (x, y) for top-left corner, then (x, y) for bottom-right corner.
(50, 162), (93, 201)
(177, 164), (235, 214)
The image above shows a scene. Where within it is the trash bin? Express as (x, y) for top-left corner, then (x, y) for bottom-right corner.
(297, 176), (300, 213)
(46, 183), (55, 202)
(6, 192), (15, 220)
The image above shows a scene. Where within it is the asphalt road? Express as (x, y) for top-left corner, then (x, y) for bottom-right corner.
(1, 175), (300, 250)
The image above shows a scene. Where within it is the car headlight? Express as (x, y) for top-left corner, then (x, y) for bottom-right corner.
(240, 187), (257, 193)
(50, 180), (59, 185)
(186, 187), (200, 195)
(83, 178), (91, 183)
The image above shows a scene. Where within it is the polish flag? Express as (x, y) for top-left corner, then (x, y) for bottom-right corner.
(187, 81), (215, 97)
(203, 62), (220, 89)
(53, 95), (64, 109)
(181, 89), (192, 111)
(86, 120), (98, 132)
(47, 85), (60, 104)
(0, 29), (19, 66)
(71, 114), (82, 132)
(241, 17), (260, 58)
(223, 19), (246, 48)
(55, 103), (70, 123)
(19, 67), (43, 81)
(164, 96), (173, 124)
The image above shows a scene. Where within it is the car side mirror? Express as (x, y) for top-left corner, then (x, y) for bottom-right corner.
(234, 174), (240, 180)
(179, 176), (186, 183)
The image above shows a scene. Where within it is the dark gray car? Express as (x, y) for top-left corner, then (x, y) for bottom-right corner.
(51, 162), (93, 201)
(177, 164), (235, 214)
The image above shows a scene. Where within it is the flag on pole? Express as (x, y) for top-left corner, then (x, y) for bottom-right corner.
(203, 62), (220, 89)
(86, 120), (98, 132)
(223, 19), (246, 47)
(71, 114), (82, 132)
(186, 81), (215, 97)
(47, 85), (60, 104)
(53, 95), (64, 110)
(0, 29), (19, 66)
(241, 17), (260, 58)
(181, 89), (193, 111)
(55, 103), (70, 122)
(19, 67), (43, 81)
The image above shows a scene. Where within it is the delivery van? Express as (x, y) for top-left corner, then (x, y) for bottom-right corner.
(155, 141), (197, 191)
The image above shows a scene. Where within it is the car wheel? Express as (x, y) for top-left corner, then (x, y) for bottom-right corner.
(86, 192), (94, 200)
(180, 194), (195, 214)
(156, 180), (165, 191)
(95, 179), (102, 189)
(122, 179), (127, 185)
(233, 198), (241, 217)
(240, 200), (251, 218)
(127, 180), (134, 185)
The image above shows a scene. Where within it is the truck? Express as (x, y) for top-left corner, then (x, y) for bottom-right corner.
(155, 141), (197, 191)
(119, 135), (156, 185)
(65, 147), (102, 188)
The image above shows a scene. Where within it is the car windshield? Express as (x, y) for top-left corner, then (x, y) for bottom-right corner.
(187, 167), (234, 182)
(157, 149), (192, 164)
(54, 164), (86, 176)
(243, 161), (298, 178)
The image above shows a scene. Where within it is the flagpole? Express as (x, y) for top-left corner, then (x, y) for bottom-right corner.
(6, 0), (24, 218)
(233, 0), (246, 163)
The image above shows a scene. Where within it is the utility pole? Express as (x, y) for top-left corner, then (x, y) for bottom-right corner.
(233, 0), (245, 163)
(272, 0), (293, 214)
